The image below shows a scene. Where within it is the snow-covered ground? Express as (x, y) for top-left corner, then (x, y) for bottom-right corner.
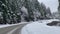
(21, 19), (60, 34)
(0, 22), (28, 28)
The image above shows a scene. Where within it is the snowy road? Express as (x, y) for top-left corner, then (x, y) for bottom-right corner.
(21, 19), (60, 34)
(0, 23), (29, 34)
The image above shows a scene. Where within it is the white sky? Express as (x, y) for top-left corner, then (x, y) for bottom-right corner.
(38, 0), (59, 13)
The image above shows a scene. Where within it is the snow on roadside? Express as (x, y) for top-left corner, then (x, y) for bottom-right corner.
(0, 22), (28, 28)
(21, 19), (60, 34)
(37, 19), (60, 24)
(0, 24), (12, 28)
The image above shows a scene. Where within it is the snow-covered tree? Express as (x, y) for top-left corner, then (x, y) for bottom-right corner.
(46, 7), (52, 18)
(58, 0), (60, 14)
(0, 0), (8, 24)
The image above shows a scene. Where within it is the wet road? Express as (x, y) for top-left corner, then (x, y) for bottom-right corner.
(0, 23), (29, 34)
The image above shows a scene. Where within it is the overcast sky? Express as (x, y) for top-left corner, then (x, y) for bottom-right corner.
(38, 0), (59, 13)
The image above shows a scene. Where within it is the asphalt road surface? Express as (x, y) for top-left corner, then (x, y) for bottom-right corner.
(0, 23), (29, 34)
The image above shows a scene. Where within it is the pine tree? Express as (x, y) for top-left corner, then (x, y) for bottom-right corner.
(0, 0), (8, 24)
(58, 0), (60, 13)
(24, 0), (34, 21)
(39, 3), (47, 19)
(6, 0), (21, 24)
(46, 7), (51, 15)
(46, 7), (52, 18)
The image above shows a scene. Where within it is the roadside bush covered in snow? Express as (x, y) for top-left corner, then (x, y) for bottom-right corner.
(47, 21), (60, 26)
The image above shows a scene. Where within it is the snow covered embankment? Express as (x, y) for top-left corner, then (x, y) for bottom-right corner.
(0, 22), (28, 28)
(21, 19), (60, 34)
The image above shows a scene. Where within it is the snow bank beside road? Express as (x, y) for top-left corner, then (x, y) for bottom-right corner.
(21, 19), (60, 34)
(0, 22), (28, 28)
(38, 19), (60, 24)
(0, 24), (12, 28)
